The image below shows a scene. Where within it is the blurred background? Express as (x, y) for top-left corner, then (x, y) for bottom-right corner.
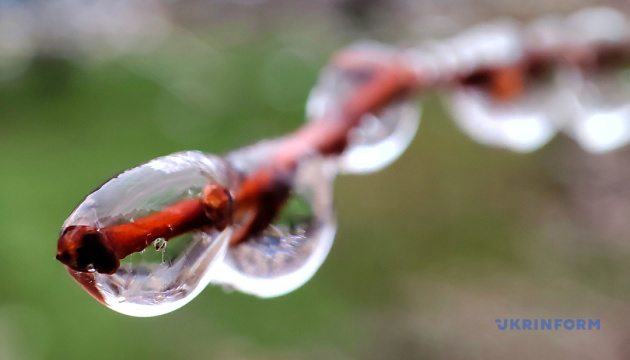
(2, 0), (630, 359)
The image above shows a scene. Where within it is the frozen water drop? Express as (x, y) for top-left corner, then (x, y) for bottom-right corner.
(61, 151), (234, 317)
(213, 151), (337, 297)
(440, 20), (569, 152)
(446, 85), (559, 152)
(339, 102), (420, 173)
(306, 41), (421, 174)
(573, 108), (630, 153)
(560, 68), (630, 153)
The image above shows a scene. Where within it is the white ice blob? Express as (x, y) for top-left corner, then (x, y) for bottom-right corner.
(440, 19), (564, 152)
(306, 41), (421, 174)
(214, 150), (337, 297)
(561, 70), (630, 153)
(62, 151), (233, 317)
(446, 86), (559, 152)
(572, 108), (630, 153)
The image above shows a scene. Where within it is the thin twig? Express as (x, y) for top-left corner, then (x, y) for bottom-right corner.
(56, 19), (630, 274)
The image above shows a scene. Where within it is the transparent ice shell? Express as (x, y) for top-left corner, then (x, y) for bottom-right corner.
(561, 69), (630, 153)
(557, 8), (630, 153)
(445, 7), (630, 154)
(446, 67), (630, 154)
(446, 84), (560, 152)
(62, 151), (233, 317)
(215, 150), (337, 297)
(306, 42), (421, 174)
(439, 20), (561, 153)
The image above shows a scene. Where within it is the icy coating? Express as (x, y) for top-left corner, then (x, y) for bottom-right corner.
(539, 7), (630, 153)
(307, 41), (421, 174)
(559, 67), (630, 153)
(444, 8), (630, 154)
(217, 149), (337, 297)
(62, 151), (233, 317)
(447, 85), (560, 152)
(441, 21), (559, 153)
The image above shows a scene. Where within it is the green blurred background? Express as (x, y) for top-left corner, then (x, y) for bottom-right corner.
(1, 1), (630, 359)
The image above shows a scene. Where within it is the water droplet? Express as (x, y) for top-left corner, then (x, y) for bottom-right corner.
(212, 153), (337, 297)
(306, 41), (421, 174)
(559, 68), (630, 153)
(443, 41), (573, 156)
(525, 7), (630, 153)
(435, 19), (567, 153)
(61, 151), (234, 317)
(446, 84), (559, 152)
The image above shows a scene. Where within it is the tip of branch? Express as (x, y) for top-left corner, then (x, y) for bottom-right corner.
(56, 226), (120, 274)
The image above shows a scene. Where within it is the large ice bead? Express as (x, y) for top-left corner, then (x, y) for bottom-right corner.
(561, 71), (630, 153)
(441, 21), (560, 152)
(306, 42), (421, 174)
(213, 151), (337, 297)
(558, 8), (630, 153)
(62, 151), (232, 317)
(446, 85), (560, 152)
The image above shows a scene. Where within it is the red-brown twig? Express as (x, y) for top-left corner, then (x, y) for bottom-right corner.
(56, 27), (630, 274)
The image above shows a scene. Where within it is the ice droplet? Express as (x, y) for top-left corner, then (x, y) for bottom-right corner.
(560, 69), (630, 153)
(438, 19), (565, 152)
(306, 41), (421, 174)
(446, 84), (559, 152)
(526, 7), (630, 153)
(215, 150), (337, 297)
(62, 151), (233, 317)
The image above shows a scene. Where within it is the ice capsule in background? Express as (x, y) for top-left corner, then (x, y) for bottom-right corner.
(561, 70), (630, 153)
(442, 21), (561, 153)
(61, 151), (233, 317)
(213, 149), (337, 298)
(558, 8), (630, 153)
(306, 42), (421, 174)
(446, 81), (560, 152)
